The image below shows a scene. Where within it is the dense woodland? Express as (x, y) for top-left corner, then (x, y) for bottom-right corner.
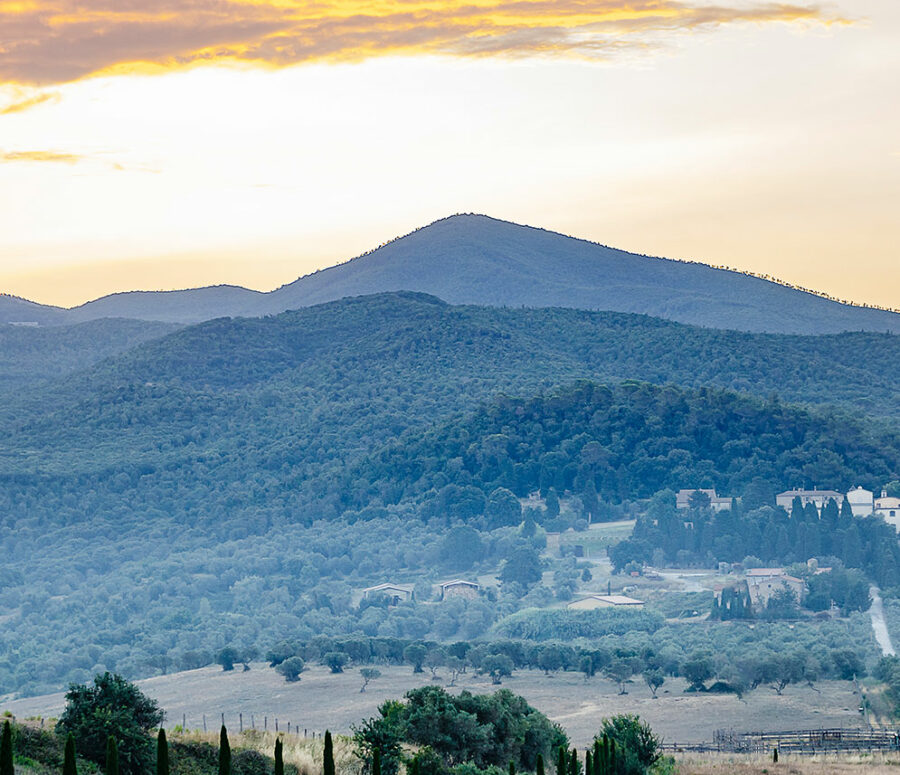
(1, 293), (900, 698)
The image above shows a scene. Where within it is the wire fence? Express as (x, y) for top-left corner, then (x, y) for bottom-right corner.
(661, 727), (900, 756)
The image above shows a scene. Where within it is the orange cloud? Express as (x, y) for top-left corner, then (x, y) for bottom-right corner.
(0, 1), (835, 85)
(0, 149), (83, 163)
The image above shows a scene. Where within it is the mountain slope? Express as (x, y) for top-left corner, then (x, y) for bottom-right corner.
(66, 284), (265, 324)
(267, 215), (900, 334)
(0, 294), (67, 325)
(8, 215), (899, 333)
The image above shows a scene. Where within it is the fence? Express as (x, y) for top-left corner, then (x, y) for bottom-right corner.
(661, 728), (900, 756)
(166, 712), (328, 739)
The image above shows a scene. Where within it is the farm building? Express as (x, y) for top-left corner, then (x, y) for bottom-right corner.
(745, 568), (805, 610)
(676, 488), (732, 513)
(361, 583), (414, 605)
(438, 579), (480, 600)
(567, 594), (645, 610)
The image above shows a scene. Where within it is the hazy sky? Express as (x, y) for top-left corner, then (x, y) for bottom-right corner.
(0, 0), (897, 309)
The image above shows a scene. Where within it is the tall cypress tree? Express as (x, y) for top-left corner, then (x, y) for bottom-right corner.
(536, 754), (545, 775)
(157, 729), (168, 775)
(274, 739), (284, 775)
(323, 731), (335, 775)
(556, 747), (566, 775)
(63, 733), (77, 775)
(567, 748), (577, 775)
(218, 727), (230, 775)
(1, 720), (13, 775)
(373, 749), (381, 775)
(508, 762), (515, 775)
(608, 740), (616, 775)
(584, 751), (591, 775)
(592, 740), (601, 775)
(106, 737), (119, 775)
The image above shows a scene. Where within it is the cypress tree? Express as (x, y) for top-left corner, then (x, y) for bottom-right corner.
(373, 749), (381, 775)
(556, 746), (566, 775)
(592, 740), (601, 775)
(106, 737), (119, 775)
(63, 734), (77, 775)
(274, 739), (283, 775)
(536, 754), (545, 775)
(584, 752), (591, 775)
(773, 748), (778, 763)
(508, 762), (515, 775)
(218, 726), (230, 775)
(157, 729), (168, 775)
(567, 748), (577, 775)
(323, 731), (335, 775)
(409, 758), (419, 775)
(608, 740), (616, 775)
(1, 720), (13, 775)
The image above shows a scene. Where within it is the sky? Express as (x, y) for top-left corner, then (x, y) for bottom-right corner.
(0, 0), (897, 309)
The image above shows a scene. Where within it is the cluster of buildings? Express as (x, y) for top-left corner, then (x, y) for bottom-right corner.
(361, 579), (481, 605)
(676, 486), (900, 531)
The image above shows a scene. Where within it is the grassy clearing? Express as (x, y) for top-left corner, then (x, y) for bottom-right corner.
(556, 521), (636, 553)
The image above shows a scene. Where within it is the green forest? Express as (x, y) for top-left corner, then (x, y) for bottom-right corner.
(1, 293), (899, 698)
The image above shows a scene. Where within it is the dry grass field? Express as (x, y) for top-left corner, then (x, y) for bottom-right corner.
(2, 664), (867, 749)
(673, 752), (900, 774)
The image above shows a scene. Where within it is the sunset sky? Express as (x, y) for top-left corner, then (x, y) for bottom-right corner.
(0, 0), (897, 309)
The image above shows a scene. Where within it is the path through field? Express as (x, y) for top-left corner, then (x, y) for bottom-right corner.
(869, 586), (895, 656)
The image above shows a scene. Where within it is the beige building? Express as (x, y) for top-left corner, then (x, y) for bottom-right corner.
(567, 594), (645, 611)
(745, 568), (805, 610)
(439, 579), (480, 600)
(676, 488), (732, 513)
(876, 491), (900, 531)
(846, 486), (875, 517)
(362, 583), (414, 605)
(776, 489), (844, 513)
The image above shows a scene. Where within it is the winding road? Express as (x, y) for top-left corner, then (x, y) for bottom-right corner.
(869, 586), (896, 656)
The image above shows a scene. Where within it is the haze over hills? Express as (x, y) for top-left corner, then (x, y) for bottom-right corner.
(3, 215), (899, 334)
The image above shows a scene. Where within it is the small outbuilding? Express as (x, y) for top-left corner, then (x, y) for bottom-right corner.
(362, 583), (414, 606)
(566, 594), (645, 611)
(438, 579), (480, 601)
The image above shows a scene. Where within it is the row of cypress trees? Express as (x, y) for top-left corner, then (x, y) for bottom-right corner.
(3, 721), (613, 775)
(0, 719), (318, 775)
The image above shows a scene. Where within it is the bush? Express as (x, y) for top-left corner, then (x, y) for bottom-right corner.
(56, 673), (164, 775)
(596, 716), (660, 775)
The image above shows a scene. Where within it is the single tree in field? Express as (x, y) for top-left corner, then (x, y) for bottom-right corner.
(218, 726), (230, 775)
(63, 734), (77, 775)
(604, 660), (632, 695)
(681, 654), (713, 692)
(403, 644), (427, 674)
(216, 647), (240, 672)
(156, 730), (168, 775)
(1, 720), (13, 775)
(360, 668), (381, 693)
(276, 657), (306, 683)
(642, 668), (665, 699)
(324, 652), (348, 674)
(478, 654), (513, 685)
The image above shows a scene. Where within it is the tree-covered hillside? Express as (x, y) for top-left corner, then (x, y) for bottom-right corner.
(0, 318), (180, 392)
(2, 292), (899, 699)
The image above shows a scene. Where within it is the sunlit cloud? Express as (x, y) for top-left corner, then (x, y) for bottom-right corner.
(0, 1), (837, 85)
(0, 87), (60, 113)
(0, 149), (84, 163)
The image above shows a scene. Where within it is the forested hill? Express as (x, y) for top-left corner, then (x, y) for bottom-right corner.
(5, 215), (900, 334)
(0, 317), (181, 391)
(1, 292), (899, 534)
(348, 380), (900, 521)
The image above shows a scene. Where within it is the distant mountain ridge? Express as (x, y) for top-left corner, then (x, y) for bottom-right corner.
(4, 215), (898, 334)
